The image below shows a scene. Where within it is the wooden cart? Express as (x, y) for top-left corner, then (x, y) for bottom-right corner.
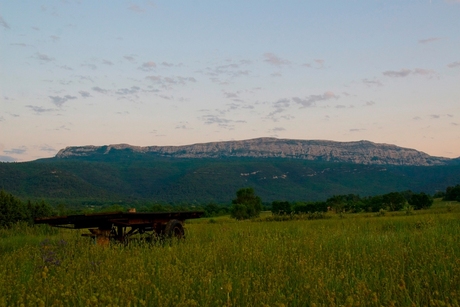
(34, 211), (204, 244)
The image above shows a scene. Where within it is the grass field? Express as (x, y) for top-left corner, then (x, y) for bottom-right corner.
(1, 201), (459, 306)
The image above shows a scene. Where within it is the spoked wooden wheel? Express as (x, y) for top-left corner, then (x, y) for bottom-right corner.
(164, 219), (185, 239)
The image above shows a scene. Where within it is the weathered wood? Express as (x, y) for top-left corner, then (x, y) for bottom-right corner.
(34, 211), (204, 242)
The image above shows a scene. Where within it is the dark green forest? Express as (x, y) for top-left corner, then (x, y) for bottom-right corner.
(1, 154), (460, 206)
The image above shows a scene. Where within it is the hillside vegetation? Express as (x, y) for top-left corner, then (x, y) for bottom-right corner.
(1, 155), (460, 204)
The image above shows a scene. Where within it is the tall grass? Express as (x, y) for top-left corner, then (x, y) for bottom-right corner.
(1, 211), (459, 306)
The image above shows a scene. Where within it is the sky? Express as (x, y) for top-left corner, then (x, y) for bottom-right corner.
(1, 0), (460, 162)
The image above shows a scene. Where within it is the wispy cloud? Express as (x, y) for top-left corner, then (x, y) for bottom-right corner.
(4, 147), (27, 155)
(26, 105), (55, 113)
(124, 55), (136, 63)
(0, 15), (10, 29)
(158, 94), (172, 100)
(272, 98), (290, 111)
(265, 99), (291, 122)
(447, 61), (460, 68)
(383, 68), (434, 78)
(223, 91), (239, 99)
(418, 37), (441, 44)
(363, 78), (383, 87)
(263, 53), (290, 66)
(382, 69), (412, 78)
(10, 43), (30, 47)
(202, 61), (251, 80)
(270, 127), (286, 133)
(49, 95), (77, 107)
(102, 59), (113, 65)
(128, 4), (144, 13)
(314, 59), (325, 68)
(139, 61), (156, 71)
(115, 86), (141, 95)
(175, 122), (192, 130)
(54, 125), (71, 131)
(59, 65), (73, 71)
(75, 75), (94, 83)
(128, 2), (154, 13)
(265, 93), (338, 121)
(92, 86), (109, 94)
(200, 114), (246, 128)
(35, 52), (54, 62)
(145, 75), (196, 88)
(79, 91), (91, 98)
(82, 63), (98, 70)
(50, 35), (60, 42)
(413, 68), (435, 75)
(40, 145), (56, 153)
(292, 91), (338, 108)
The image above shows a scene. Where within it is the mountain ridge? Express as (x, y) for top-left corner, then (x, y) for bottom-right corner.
(56, 137), (451, 166)
(2, 137), (460, 203)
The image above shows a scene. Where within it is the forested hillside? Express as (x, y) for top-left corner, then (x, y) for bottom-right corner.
(1, 155), (460, 204)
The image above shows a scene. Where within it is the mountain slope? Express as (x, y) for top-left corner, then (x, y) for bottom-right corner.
(56, 137), (451, 166)
(1, 138), (459, 204)
(2, 156), (460, 204)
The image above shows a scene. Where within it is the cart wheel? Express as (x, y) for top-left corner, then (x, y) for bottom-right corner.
(164, 219), (185, 239)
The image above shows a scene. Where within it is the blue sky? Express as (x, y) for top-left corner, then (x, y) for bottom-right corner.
(1, 0), (459, 162)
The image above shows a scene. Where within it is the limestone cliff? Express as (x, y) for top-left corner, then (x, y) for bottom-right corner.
(55, 137), (450, 166)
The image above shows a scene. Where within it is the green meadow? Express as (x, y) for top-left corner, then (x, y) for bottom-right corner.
(1, 201), (459, 307)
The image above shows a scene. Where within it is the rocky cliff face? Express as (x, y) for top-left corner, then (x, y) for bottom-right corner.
(55, 137), (450, 166)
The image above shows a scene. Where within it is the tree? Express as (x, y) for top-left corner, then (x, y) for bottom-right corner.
(293, 201), (328, 213)
(382, 192), (406, 211)
(204, 203), (220, 217)
(400, 190), (414, 202)
(230, 187), (262, 220)
(363, 195), (384, 212)
(0, 190), (27, 227)
(326, 195), (346, 213)
(433, 190), (446, 199)
(26, 200), (54, 223)
(271, 201), (291, 215)
(444, 184), (460, 202)
(231, 203), (250, 220)
(408, 192), (433, 210)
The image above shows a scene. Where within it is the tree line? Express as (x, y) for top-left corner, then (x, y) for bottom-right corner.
(441, 184), (460, 202)
(233, 184), (460, 220)
(0, 189), (232, 227)
(271, 190), (433, 216)
(0, 190), (53, 228)
(1, 183), (459, 225)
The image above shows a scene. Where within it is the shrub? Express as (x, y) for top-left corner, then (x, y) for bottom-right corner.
(408, 192), (433, 210)
(230, 188), (262, 220)
(271, 201), (291, 215)
(443, 184), (460, 201)
(0, 190), (54, 227)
